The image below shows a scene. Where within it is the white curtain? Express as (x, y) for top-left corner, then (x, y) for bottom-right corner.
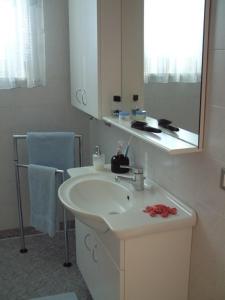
(0, 0), (46, 89)
(144, 0), (205, 83)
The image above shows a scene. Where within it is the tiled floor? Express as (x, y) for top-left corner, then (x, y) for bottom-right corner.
(0, 227), (41, 240)
(0, 222), (75, 240)
(0, 231), (92, 300)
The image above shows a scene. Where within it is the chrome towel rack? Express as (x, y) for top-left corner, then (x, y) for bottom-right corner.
(13, 134), (83, 267)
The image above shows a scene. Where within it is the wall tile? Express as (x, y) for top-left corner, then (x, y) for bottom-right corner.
(207, 50), (225, 108)
(189, 211), (225, 300)
(0, 180), (18, 230)
(0, 107), (15, 134)
(210, 0), (225, 50)
(0, 134), (15, 182)
(205, 105), (225, 162)
(172, 153), (225, 217)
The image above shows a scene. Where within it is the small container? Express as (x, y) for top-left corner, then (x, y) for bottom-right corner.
(132, 110), (147, 121)
(93, 145), (105, 171)
(131, 108), (140, 120)
(119, 111), (130, 121)
(111, 154), (129, 174)
(111, 141), (129, 173)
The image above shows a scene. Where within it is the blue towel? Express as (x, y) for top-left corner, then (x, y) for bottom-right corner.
(30, 292), (78, 300)
(28, 164), (57, 237)
(27, 132), (75, 174)
(27, 132), (75, 236)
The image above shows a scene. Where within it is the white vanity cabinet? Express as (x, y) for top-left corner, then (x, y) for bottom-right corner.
(68, 0), (121, 119)
(76, 219), (124, 300)
(76, 219), (192, 300)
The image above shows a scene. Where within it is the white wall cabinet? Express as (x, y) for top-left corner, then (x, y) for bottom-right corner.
(76, 219), (192, 300)
(68, 0), (121, 119)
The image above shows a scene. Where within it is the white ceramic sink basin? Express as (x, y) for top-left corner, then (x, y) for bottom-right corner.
(58, 167), (196, 239)
(58, 173), (136, 233)
(69, 178), (134, 215)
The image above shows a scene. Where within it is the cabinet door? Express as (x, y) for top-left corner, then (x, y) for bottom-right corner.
(76, 220), (97, 295)
(76, 220), (123, 300)
(69, 0), (100, 118)
(92, 235), (123, 300)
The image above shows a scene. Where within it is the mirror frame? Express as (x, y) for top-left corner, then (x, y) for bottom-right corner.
(120, 0), (211, 151)
(198, 0), (211, 150)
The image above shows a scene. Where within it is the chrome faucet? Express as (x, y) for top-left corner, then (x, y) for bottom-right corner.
(115, 166), (145, 191)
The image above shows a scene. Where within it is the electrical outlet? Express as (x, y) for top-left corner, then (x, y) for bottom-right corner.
(220, 168), (225, 190)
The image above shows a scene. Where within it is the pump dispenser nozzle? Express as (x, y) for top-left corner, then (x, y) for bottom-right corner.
(95, 145), (101, 155)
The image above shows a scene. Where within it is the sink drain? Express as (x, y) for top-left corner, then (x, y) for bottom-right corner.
(108, 211), (120, 215)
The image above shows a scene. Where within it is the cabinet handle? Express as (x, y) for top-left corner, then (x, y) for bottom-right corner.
(82, 89), (87, 106)
(92, 244), (98, 263)
(84, 233), (91, 252)
(75, 89), (82, 103)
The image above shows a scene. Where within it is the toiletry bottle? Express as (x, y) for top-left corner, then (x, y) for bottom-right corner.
(93, 146), (105, 171)
(111, 141), (129, 174)
(131, 94), (147, 121)
(112, 95), (122, 117)
(132, 94), (139, 110)
(131, 94), (140, 119)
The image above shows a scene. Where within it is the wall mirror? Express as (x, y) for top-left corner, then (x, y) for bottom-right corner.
(121, 0), (210, 149)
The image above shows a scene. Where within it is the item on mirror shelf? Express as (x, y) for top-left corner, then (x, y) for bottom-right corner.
(111, 141), (129, 174)
(158, 119), (172, 127)
(132, 110), (147, 121)
(131, 121), (162, 133)
(112, 109), (121, 117)
(131, 94), (140, 119)
(112, 95), (122, 117)
(119, 111), (130, 121)
(158, 118), (179, 132)
(93, 145), (105, 171)
(132, 94), (139, 110)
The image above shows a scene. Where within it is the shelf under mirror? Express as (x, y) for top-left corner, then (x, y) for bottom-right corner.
(103, 116), (200, 155)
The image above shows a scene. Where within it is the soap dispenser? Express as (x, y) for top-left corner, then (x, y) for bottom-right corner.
(93, 145), (105, 171)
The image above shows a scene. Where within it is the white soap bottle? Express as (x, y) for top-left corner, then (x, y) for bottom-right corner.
(93, 145), (105, 171)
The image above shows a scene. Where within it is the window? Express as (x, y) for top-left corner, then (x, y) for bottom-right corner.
(144, 0), (205, 83)
(0, 0), (46, 89)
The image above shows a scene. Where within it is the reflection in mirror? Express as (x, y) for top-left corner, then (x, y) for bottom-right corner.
(121, 0), (210, 149)
(143, 0), (206, 137)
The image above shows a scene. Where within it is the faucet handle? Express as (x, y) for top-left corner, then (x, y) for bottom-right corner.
(120, 165), (143, 174)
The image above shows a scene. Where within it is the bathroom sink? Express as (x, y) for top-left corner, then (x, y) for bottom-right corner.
(58, 173), (135, 232)
(58, 167), (196, 239)
(69, 178), (134, 215)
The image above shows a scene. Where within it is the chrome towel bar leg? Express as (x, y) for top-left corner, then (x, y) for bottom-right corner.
(61, 171), (72, 267)
(15, 166), (27, 253)
(63, 207), (72, 267)
(13, 139), (28, 253)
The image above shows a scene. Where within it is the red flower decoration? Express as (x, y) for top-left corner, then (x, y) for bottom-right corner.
(143, 204), (177, 218)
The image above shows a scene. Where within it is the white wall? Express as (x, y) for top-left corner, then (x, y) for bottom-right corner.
(0, 0), (90, 230)
(89, 1), (225, 299)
